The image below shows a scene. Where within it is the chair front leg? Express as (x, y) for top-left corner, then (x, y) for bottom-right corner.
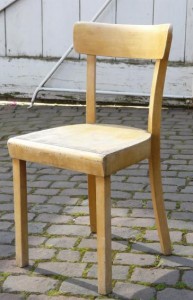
(96, 175), (112, 295)
(149, 144), (172, 255)
(88, 174), (97, 233)
(13, 159), (29, 267)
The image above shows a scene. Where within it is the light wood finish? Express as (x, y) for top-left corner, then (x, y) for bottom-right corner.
(7, 22), (172, 295)
(13, 159), (28, 267)
(88, 174), (97, 233)
(86, 53), (96, 232)
(149, 143), (171, 255)
(147, 58), (172, 255)
(74, 22), (172, 59)
(8, 124), (151, 176)
(96, 176), (112, 295)
(86, 55), (96, 124)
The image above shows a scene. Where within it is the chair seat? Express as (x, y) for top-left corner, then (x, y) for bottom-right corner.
(8, 123), (151, 176)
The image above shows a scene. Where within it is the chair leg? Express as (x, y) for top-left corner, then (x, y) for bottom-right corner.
(88, 174), (97, 233)
(96, 176), (112, 295)
(13, 159), (29, 267)
(149, 150), (172, 255)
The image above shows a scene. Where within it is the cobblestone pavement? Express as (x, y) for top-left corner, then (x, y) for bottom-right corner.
(0, 102), (193, 300)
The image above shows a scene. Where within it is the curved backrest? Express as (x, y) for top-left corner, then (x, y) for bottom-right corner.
(73, 22), (172, 60)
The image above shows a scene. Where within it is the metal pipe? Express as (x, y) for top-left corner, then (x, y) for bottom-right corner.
(34, 86), (188, 100)
(90, 0), (113, 22)
(29, 0), (113, 108)
(29, 45), (73, 108)
(0, 0), (18, 12)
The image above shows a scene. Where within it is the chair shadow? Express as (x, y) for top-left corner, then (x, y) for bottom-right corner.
(33, 241), (193, 300)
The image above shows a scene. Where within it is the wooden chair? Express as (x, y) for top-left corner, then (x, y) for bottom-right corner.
(8, 22), (172, 295)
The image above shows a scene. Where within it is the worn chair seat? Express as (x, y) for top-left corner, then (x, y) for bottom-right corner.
(8, 123), (151, 176)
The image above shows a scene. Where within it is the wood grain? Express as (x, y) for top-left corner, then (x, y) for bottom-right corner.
(88, 174), (97, 233)
(96, 176), (112, 294)
(74, 22), (172, 59)
(13, 159), (28, 267)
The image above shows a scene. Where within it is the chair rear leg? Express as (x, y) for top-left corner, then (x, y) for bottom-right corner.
(13, 159), (29, 267)
(96, 176), (112, 295)
(149, 152), (172, 255)
(88, 174), (97, 233)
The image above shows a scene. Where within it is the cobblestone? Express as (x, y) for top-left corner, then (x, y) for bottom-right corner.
(173, 245), (193, 256)
(28, 195), (48, 204)
(82, 251), (97, 263)
(0, 104), (193, 298)
(87, 264), (129, 280)
(0, 294), (24, 300)
(0, 231), (15, 244)
(0, 260), (29, 273)
(186, 232), (193, 243)
(111, 207), (129, 217)
(74, 216), (90, 225)
(171, 211), (193, 220)
(181, 202), (193, 211)
(33, 188), (59, 196)
(47, 196), (78, 205)
(28, 222), (46, 234)
(182, 271), (193, 288)
(130, 208), (154, 218)
(115, 199), (143, 208)
(3, 275), (58, 293)
(78, 238), (128, 251)
(47, 224), (91, 236)
(0, 204), (14, 211)
(157, 288), (193, 300)
(29, 248), (56, 260)
(35, 262), (86, 277)
(112, 227), (139, 239)
(0, 245), (15, 258)
(45, 237), (77, 248)
(57, 250), (80, 262)
(34, 213), (72, 223)
(29, 236), (46, 246)
(114, 253), (156, 266)
(63, 206), (89, 215)
(144, 230), (182, 242)
(161, 255), (193, 268)
(28, 296), (85, 300)
(111, 217), (155, 227)
(131, 267), (179, 285)
(113, 282), (156, 300)
(30, 204), (62, 214)
(60, 278), (98, 296)
(131, 242), (161, 254)
(168, 219), (193, 230)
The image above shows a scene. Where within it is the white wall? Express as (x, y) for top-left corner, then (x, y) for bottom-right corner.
(0, 0), (192, 62)
(6, 0), (42, 56)
(0, 0), (193, 102)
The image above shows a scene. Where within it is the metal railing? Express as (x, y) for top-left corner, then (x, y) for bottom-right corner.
(0, 0), (18, 12)
(29, 0), (113, 108)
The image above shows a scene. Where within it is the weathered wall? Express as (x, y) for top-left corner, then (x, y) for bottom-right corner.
(0, 0), (193, 103)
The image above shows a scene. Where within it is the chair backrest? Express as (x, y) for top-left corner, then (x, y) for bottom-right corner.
(73, 22), (172, 135)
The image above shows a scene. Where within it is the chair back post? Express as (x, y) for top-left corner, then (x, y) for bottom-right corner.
(148, 27), (172, 138)
(86, 55), (96, 123)
(148, 60), (168, 138)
